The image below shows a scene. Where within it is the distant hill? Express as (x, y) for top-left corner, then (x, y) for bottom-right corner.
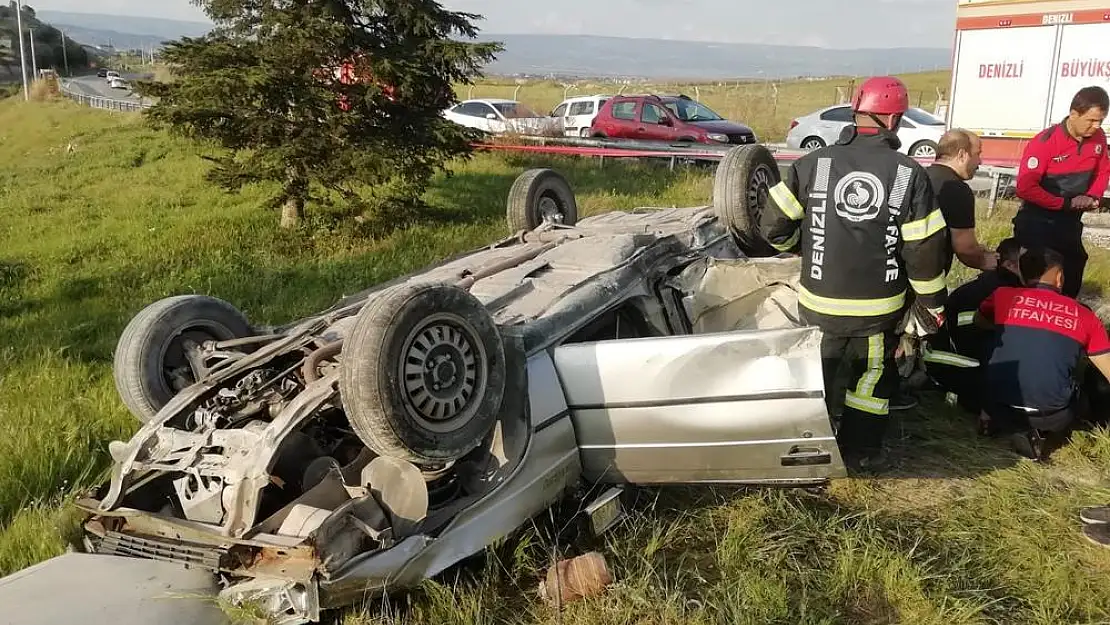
(0, 6), (90, 74)
(474, 34), (950, 80)
(39, 11), (951, 79)
(36, 10), (210, 41)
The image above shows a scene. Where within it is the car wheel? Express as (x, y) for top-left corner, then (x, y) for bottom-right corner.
(506, 168), (579, 232)
(910, 140), (939, 159)
(579, 128), (591, 138)
(113, 295), (253, 423)
(712, 144), (781, 257)
(801, 136), (825, 150)
(340, 283), (507, 466)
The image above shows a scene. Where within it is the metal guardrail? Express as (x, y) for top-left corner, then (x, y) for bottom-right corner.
(60, 84), (151, 112)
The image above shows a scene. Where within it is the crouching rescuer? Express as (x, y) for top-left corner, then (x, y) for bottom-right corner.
(760, 76), (948, 468)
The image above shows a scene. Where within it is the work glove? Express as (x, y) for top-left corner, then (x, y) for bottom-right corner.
(902, 302), (944, 338)
(895, 303), (943, 380)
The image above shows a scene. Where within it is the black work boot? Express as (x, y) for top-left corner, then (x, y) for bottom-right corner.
(1010, 429), (1046, 461)
(1080, 505), (1110, 525)
(1083, 523), (1110, 548)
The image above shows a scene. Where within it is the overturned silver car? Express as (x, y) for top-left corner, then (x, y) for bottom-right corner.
(73, 145), (846, 623)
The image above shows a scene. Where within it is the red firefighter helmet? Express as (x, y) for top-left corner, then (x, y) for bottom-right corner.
(851, 76), (910, 116)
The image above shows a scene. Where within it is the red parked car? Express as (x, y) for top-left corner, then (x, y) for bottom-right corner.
(589, 94), (758, 145)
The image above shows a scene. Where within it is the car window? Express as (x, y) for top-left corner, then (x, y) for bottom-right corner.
(641, 103), (667, 124)
(819, 107), (853, 123)
(663, 99), (723, 121)
(552, 103), (568, 117)
(611, 100), (637, 120)
(569, 101), (594, 116)
(456, 102), (489, 117)
(493, 102), (541, 119)
(903, 107), (945, 126)
(598, 98), (609, 110)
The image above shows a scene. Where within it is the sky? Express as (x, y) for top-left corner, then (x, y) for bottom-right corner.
(29, 0), (959, 49)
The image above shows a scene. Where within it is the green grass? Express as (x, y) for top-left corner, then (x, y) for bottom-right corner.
(456, 70), (952, 143)
(7, 95), (1110, 625)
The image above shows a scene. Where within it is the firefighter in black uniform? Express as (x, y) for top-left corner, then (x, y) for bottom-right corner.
(922, 237), (1024, 416)
(760, 76), (949, 469)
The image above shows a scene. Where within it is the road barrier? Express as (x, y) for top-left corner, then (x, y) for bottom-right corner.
(474, 136), (1027, 212)
(60, 84), (150, 112)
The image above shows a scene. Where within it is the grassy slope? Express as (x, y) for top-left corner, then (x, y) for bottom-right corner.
(456, 71), (953, 143)
(5, 87), (1110, 624)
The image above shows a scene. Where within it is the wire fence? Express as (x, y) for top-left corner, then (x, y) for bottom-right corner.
(60, 85), (151, 112)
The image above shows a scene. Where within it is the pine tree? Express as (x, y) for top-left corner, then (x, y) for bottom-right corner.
(139, 0), (501, 229)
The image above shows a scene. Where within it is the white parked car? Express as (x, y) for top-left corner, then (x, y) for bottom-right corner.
(105, 70), (121, 82)
(443, 99), (558, 136)
(550, 94), (611, 137)
(109, 77), (129, 90)
(785, 105), (946, 159)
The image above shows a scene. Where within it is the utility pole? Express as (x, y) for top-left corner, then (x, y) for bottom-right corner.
(61, 30), (69, 76)
(28, 27), (37, 78)
(15, 0), (28, 100)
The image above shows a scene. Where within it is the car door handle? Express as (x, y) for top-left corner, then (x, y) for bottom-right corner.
(780, 446), (832, 467)
(637, 126), (646, 131)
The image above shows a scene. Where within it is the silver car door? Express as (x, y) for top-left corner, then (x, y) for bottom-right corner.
(552, 325), (846, 485)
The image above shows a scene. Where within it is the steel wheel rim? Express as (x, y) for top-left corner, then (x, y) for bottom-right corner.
(747, 164), (773, 225)
(914, 144), (937, 158)
(537, 192), (565, 224)
(802, 138), (822, 149)
(158, 322), (232, 394)
(398, 313), (487, 433)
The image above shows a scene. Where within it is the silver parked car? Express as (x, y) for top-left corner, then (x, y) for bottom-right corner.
(785, 104), (947, 159)
(2, 147), (844, 625)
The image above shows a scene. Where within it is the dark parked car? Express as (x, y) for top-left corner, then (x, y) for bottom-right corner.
(590, 94), (757, 145)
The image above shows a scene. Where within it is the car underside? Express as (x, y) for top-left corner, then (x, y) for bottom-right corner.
(61, 146), (845, 624)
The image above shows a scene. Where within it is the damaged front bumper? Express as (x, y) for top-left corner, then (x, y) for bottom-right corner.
(77, 453), (395, 625)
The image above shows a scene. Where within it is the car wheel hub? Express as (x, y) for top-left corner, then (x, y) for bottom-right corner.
(748, 164), (773, 221)
(538, 194), (564, 224)
(402, 318), (481, 425)
(161, 325), (227, 393)
(915, 145), (936, 158)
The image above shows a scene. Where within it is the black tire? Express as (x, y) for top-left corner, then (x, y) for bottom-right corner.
(910, 140), (939, 159)
(113, 295), (253, 423)
(339, 282), (507, 465)
(801, 136), (825, 150)
(506, 168), (579, 232)
(712, 144), (781, 257)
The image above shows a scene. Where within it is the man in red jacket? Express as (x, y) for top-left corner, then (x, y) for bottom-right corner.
(976, 246), (1110, 461)
(1013, 86), (1110, 298)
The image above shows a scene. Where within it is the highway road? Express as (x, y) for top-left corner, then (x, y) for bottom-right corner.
(62, 73), (152, 105)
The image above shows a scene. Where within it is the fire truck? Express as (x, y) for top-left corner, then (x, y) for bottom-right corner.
(947, 0), (1110, 167)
